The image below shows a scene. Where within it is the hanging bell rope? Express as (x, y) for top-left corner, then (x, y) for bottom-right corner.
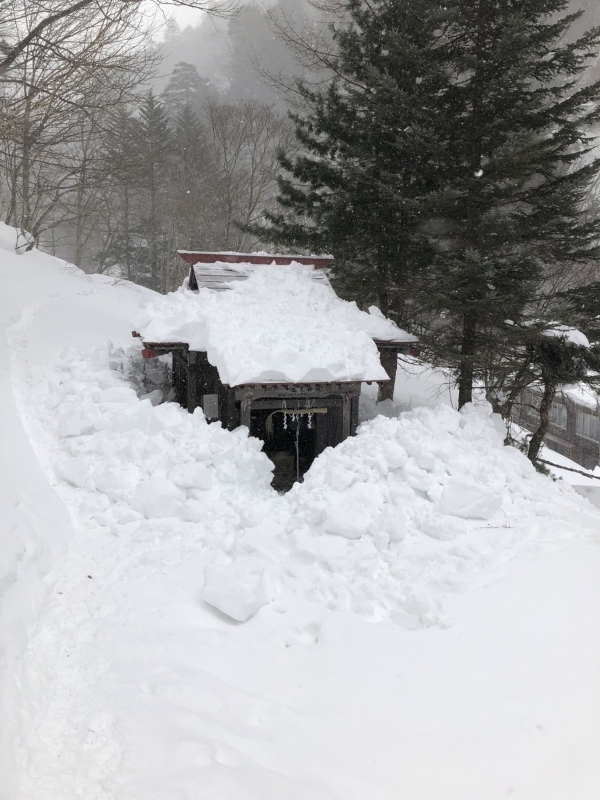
(265, 408), (328, 438)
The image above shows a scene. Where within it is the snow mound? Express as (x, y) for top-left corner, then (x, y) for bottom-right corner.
(26, 340), (596, 629)
(134, 262), (415, 385)
(288, 402), (511, 537)
(5, 235), (600, 800)
(281, 401), (588, 624)
(31, 342), (275, 533)
(542, 324), (590, 347)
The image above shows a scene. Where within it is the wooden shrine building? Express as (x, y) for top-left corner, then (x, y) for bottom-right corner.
(135, 252), (418, 490)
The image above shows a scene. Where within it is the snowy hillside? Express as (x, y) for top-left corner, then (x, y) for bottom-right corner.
(1, 233), (600, 800)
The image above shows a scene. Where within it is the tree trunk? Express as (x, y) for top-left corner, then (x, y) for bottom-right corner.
(457, 309), (478, 408)
(377, 260), (390, 316)
(456, 0), (488, 411)
(73, 164), (86, 268)
(149, 164), (158, 292)
(527, 381), (556, 463)
(21, 96), (32, 232)
(124, 185), (132, 281)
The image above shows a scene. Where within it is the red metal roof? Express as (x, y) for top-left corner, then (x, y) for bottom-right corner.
(177, 251), (333, 269)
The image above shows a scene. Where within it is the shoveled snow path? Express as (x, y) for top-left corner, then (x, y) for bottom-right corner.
(1, 251), (600, 799)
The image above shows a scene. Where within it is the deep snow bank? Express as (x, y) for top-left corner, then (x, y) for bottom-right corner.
(4, 234), (600, 799)
(26, 341), (597, 629)
(40, 343), (274, 521)
(0, 233), (154, 799)
(284, 400), (592, 625)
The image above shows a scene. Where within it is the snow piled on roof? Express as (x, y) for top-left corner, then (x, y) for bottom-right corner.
(561, 382), (600, 409)
(135, 262), (415, 385)
(542, 324), (590, 347)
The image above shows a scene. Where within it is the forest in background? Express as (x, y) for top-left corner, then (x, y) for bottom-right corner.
(0, 0), (318, 291)
(5, 0), (600, 453)
(1, 0), (600, 293)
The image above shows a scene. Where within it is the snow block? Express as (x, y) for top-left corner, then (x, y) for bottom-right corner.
(323, 497), (373, 539)
(439, 478), (502, 520)
(202, 559), (270, 622)
(132, 477), (185, 519)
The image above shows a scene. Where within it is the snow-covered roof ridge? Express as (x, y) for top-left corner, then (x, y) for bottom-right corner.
(135, 261), (416, 387)
(528, 380), (599, 409)
(560, 383), (600, 409)
(187, 259), (333, 291)
(178, 250), (333, 260)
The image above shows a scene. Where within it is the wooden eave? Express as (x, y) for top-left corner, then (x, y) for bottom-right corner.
(373, 338), (418, 349)
(177, 251), (334, 268)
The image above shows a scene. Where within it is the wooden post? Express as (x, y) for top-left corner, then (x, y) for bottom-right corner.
(173, 351), (181, 404)
(187, 351), (199, 413)
(315, 409), (329, 455)
(220, 386), (238, 430)
(240, 394), (252, 429)
(350, 394), (359, 436)
(377, 347), (398, 403)
(342, 392), (352, 440)
(188, 264), (199, 291)
(173, 351), (186, 407)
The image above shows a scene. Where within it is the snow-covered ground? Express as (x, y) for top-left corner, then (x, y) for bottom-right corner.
(1, 235), (599, 800)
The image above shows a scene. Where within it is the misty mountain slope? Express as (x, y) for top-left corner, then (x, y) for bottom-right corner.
(157, 0), (600, 102)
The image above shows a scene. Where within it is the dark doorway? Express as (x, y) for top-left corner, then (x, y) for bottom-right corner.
(251, 407), (322, 492)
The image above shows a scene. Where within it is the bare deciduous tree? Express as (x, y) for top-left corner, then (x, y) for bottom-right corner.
(200, 97), (295, 251)
(0, 0), (240, 243)
(0, 0), (239, 80)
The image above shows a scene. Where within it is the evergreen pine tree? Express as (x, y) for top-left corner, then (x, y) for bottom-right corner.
(98, 109), (150, 285)
(171, 105), (218, 250)
(138, 91), (172, 291)
(254, 0), (452, 318)
(162, 62), (209, 118)
(259, 0), (600, 409)
(415, 0), (600, 407)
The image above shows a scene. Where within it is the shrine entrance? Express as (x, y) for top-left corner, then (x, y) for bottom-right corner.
(249, 400), (344, 492)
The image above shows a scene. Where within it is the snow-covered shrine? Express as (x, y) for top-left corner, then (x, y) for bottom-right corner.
(134, 251), (418, 489)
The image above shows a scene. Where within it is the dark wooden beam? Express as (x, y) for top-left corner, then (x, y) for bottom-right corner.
(173, 351), (187, 407)
(240, 395), (252, 428)
(342, 393), (353, 440)
(219, 385), (238, 430)
(249, 398), (342, 410)
(141, 341), (188, 350)
(187, 351), (199, 413)
(350, 394), (360, 435)
(234, 383), (360, 402)
(178, 251), (333, 269)
(315, 411), (329, 456)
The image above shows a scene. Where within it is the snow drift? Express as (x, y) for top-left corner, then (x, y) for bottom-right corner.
(26, 340), (596, 628)
(2, 227), (599, 800)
